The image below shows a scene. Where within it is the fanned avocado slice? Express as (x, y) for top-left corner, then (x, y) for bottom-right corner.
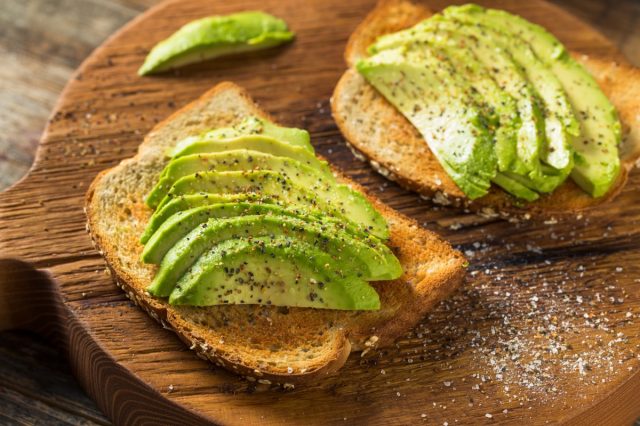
(173, 116), (313, 154)
(138, 11), (294, 75)
(141, 193), (266, 244)
(146, 150), (335, 208)
(157, 170), (389, 239)
(370, 18), (572, 196)
(168, 236), (381, 310)
(420, 20), (570, 194)
(142, 202), (396, 268)
(147, 215), (400, 297)
(371, 19), (543, 177)
(442, 7), (578, 173)
(141, 194), (374, 245)
(143, 203), (319, 264)
(170, 134), (329, 174)
(491, 173), (539, 202)
(445, 4), (621, 197)
(357, 46), (496, 199)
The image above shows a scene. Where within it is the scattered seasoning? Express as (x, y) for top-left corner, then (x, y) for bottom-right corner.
(355, 217), (639, 421)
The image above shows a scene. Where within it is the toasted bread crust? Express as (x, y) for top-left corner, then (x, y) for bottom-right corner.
(332, 0), (640, 218)
(86, 82), (466, 385)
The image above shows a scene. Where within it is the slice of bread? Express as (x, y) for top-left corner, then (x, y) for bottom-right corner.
(332, 0), (640, 218)
(86, 82), (466, 385)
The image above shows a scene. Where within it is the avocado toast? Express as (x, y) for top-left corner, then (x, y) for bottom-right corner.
(86, 82), (466, 384)
(332, 0), (640, 217)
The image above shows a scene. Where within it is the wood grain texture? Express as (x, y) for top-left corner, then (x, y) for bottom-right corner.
(0, 0), (639, 424)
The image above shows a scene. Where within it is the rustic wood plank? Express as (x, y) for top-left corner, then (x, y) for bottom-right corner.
(0, 330), (110, 425)
(0, 0), (154, 191)
(0, 0), (639, 424)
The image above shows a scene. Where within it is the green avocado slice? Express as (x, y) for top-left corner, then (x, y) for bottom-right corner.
(147, 214), (399, 298)
(445, 4), (621, 197)
(168, 236), (381, 310)
(420, 20), (571, 194)
(371, 22), (528, 176)
(371, 19), (543, 177)
(146, 150), (335, 208)
(142, 202), (320, 263)
(142, 202), (398, 273)
(170, 135), (328, 172)
(138, 11), (294, 75)
(357, 46), (496, 199)
(140, 193), (371, 245)
(157, 170), (389, 239)
(368, 18), (570, 197)
(141, 193), (266, 244)
(442, 7), (578, 174)
(173, 116), (313, 154)
(492, 173), (538, 202)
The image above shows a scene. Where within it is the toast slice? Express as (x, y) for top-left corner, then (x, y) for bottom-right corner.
(332, 0), (640, 218)
(86, 82), (466, 385)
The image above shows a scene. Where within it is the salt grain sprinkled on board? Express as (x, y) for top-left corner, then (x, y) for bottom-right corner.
(369, 217), (639, 421)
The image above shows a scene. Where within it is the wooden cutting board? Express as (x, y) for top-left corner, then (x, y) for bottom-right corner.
(1, 0), (639, 424)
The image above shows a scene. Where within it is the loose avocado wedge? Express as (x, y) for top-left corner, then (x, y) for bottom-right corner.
(357, 46), (496, 200)
(158, 170), (389, 239)
(142, 202), (396, 267)
(172, 116), (314, 154)
(168, 236), (381, 310)
(170, 135), (329, 173)
(146, 150), (335, 208)
(138, 11), (294, 75)
(444, 4), (622, 197)
(147, 215), (400, 298)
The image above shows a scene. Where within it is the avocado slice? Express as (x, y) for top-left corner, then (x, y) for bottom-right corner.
(170, 134), (328, 173)
(142, 202), (319, 263)
(371, 19), (542, 177)
(146, 150), (335, 208)
(357, 46), (496, 199)
(138, 11), (294, 75)
(401, 37), (545, 200)
(141, 194), (375, 245)
(175, 116), (313, 153)
(147, 214), (400, 297)
(142, 202), (398, 271)
(157, 170), (389, 239)
(420, 20), (570, 193)
(442, 8), (578, 174)
(168, 236), (381, 310)
(141, 193), (266, 244)
(445, 4), (621, 197)
(370, 18), (572, 197)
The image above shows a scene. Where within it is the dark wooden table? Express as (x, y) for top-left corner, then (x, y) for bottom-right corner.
(0, 0), (638, 424)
